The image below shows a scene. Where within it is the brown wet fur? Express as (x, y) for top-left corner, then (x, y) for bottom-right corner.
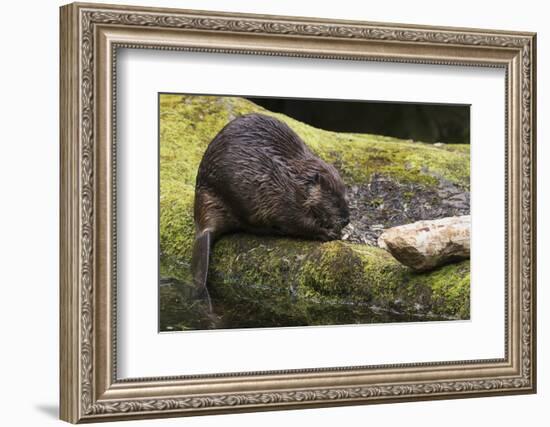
(191, 114), (349, 311)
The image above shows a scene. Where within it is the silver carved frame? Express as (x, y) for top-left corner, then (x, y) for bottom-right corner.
(59, 2), (537, 423)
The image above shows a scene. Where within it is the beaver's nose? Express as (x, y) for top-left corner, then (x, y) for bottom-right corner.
(341, 216), (350, 227)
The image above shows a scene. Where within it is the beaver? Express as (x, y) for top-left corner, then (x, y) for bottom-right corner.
(191, 113), (350, 312)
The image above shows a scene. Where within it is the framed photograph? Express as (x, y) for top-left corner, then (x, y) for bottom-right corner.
(59, 2), (537, 423)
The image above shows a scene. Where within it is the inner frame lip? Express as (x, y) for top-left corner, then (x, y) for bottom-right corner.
(107, 42), (511, 384)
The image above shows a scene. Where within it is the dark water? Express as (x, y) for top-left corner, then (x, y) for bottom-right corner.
(159, 276), (451, 332)
(247, 97), (470, 144)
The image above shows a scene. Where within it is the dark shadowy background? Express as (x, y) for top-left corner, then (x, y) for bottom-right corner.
(247, 97), (470, 144)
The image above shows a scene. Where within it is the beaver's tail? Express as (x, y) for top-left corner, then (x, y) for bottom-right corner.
(191, 229), (213, 313)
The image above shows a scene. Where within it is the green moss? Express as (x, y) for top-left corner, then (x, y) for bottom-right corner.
(403, 191), (415, 201)
(159, 94), (470, 328)
(411, 261), (471, 318)
(371, 197), (385, 207)
(203, 235), (470, 325)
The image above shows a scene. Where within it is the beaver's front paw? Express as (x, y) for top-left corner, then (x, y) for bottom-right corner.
(319, 228), (341, 242)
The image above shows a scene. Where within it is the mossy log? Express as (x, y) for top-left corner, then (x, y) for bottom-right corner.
(159, 94), (470, 330)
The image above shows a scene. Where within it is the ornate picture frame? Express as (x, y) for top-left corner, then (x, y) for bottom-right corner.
(60, 2), (536, 423)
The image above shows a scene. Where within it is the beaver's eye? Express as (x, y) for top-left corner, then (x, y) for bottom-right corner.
(307, 172), (321, 186)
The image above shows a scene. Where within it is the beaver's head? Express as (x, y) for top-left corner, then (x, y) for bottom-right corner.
(304, 162), (349, 239)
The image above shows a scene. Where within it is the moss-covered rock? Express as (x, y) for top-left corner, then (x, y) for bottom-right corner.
(159, 94), (470, 330)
